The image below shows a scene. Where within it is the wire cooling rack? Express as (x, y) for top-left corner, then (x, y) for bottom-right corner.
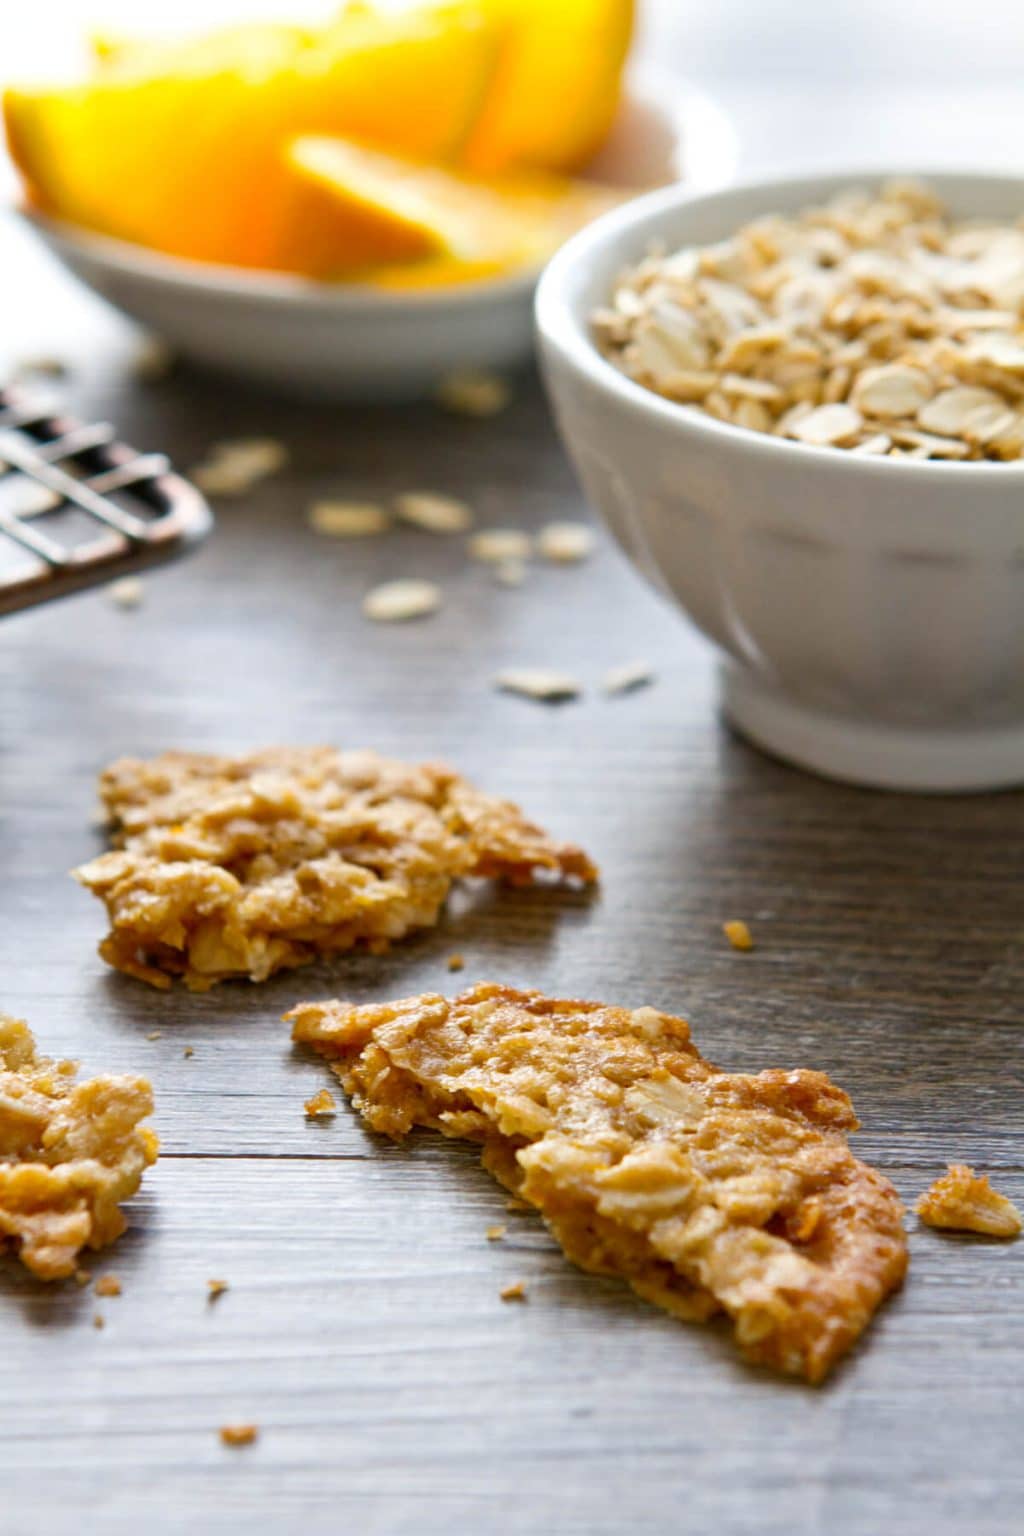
(0, 384), (212, 616)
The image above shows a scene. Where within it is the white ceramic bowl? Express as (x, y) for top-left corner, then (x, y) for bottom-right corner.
(18, 77), (736, 402)
(537, 168), (1024, 793)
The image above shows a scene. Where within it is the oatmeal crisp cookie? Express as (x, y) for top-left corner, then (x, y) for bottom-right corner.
(0, 1016), (157, 1280)
(916, 1164), (1022, 1238)
(74, 749), (596, 991)
(288, 983), (907, 1382)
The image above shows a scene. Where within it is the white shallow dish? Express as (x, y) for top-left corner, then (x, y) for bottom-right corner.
(18, 77), (736, 401)
(537, 168), (1024, 793)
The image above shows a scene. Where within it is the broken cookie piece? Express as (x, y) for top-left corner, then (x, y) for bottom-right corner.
(0, 1015), (157, 1281)
(916, 1164), (1022, 1238)
(74, 748), (596, 991)
(288, 983), (907, 1383)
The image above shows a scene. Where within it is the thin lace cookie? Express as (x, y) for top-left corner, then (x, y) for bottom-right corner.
(0, 1015), (157, 1280)
(74, 748), (597, 990)
(289, 983), (908, 1382)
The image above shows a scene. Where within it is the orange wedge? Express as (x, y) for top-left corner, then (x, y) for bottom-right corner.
(462, 0), (635, 174)
(287, 134), (622, 281)
(4, 9), (501, 271)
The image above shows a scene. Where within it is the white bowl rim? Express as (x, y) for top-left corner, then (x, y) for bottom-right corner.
(21, 206), (538, 311)
(536, 164), (1024, 482)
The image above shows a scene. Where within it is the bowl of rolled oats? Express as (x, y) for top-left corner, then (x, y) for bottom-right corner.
(537, 170), (1024, 791)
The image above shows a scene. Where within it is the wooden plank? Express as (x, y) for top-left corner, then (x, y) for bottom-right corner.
(3, 1155), (1023, 1536)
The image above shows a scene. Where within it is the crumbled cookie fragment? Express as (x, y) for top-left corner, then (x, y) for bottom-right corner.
(723, 919), (754, 952)
(75, 748), (596, 990)
(486, 1224), (507, 1242)
(446, 953), (465, 972)
(220, 1424), (259, 1447)
(94, 1273), (122, 1298)
(92, 1312), (105, 1329)
(289, 984), (907, 1382)
(74, 1267), (91, 1287)
(916, 1165), (1022, 1238)
(0, 1015), (157, 1280)
(183, 1047), (194, 1059)
(304, 1088), (337, 1119)
(500, 1280), (527, 1302)
(207, 1278), (229, 1302)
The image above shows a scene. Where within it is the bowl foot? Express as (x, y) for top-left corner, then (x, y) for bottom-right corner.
(722, 666), (1024, 793)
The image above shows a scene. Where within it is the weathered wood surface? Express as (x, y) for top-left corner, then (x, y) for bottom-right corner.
(2, 131), (1024, 1536)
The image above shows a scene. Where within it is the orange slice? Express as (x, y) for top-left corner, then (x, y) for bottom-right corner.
(462, 0), (635, 174)
(287, 134), (622, 281)
(4, 9), (501, 271)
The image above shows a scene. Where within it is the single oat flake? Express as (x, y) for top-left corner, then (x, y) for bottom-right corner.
(435, 371), (510, 418)
(394, 491), (474, 534)
(307, 501), (390, 538)
(468, 529), (533, 564)
(74, 747), (596, 990)
(190, 439), (287, 497)
(916, 1164), (1022, 1238)
(363, 579), (442, 623)
(288, 983), (907, 1382)
(536, 522), (594, 563)
(108, 577), (144, 610)
(494, 669), (581, 702)
(602, 661), (655, 696)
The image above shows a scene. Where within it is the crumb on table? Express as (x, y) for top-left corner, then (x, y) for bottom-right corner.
(304, 1088), (337, 1118)
(916, 1164), (1022, 1238)
(94, 1274), (122, 1298)
(500, 1281), (528, 1302)
(207, 1279), (229, 1302)
(723, 919), (754, 951)
(447, 953), (465, 972)
(486, 1225), (507, 1242)
(220, 1424), (259, 1447)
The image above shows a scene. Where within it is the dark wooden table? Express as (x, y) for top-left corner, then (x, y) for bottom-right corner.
(2, 191), (1024, 1534)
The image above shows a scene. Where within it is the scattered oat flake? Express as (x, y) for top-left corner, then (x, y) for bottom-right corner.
(133, 337), (174, 382)
(304, 1088), (337, 1118)
(109, 577), (144, 610)
(493, 558), (527, 587)
(916, 1164), (1022, 1238)
(94, 1274), (121, 1298)
(495, 668), (581, 702)
(220, 1424), (259, 1448)
(436, 370), (510, 418)
(468, 529), (532, 564)
(447, 953), (465, 972)
(395, 491), (474, 534)
(486, 1225), (507, 1242)
(13, 354), (67, 379)
(500, 1281), (527, 1302)
(603, 660), (654, 696)
(307, 500), (390, 538)
(207, 1279), (229, 1302)
(191, 439), (287, 497)
(146, 1031), (162, 1041)
(537, 521), (594, 563)
(363, 579), (442, 623)
(723, 919), (754, 952)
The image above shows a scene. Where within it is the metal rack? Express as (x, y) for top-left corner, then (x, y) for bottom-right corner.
(0, 384), (212, 616)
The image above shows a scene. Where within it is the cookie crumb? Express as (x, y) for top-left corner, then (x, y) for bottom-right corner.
(917, 1164), (1022, 1237)
(92, 1313), (105, 1330)
(304, 1088), (337, 1118)
(207, 1279), (229, 1302)
(505, 1198), (530, 1213)
(500, 1280), (527, 1302)
(723, 919), (754, 952)
(146, 1031), (162, 1041)
(220, 1424), (259, 1447)
(74, 1268), (91, 1287)
(94, 1273), (121, 1298)
(183, 1047), (194, 1059)
(446, 953), (465, 972)
(486, 1224), (507, 1242)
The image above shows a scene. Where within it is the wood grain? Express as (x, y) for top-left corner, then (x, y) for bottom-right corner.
(2, 149), (1024, 1536)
